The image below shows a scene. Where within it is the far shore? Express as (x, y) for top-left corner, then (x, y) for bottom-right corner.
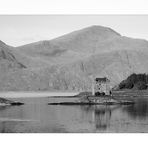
(0, 91), (79, 98)
(1, 89), (148, 99)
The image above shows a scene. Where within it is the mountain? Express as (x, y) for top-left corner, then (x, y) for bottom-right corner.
(15, 26), (122, 66)
(15, 25), (148, 67)
(1, 25), (148, 91)
(17, 25), (121, 54)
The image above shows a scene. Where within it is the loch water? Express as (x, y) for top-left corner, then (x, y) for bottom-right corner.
(0, 95), (148, 133)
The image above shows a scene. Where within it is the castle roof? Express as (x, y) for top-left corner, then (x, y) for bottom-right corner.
(95, 77), (110, 83)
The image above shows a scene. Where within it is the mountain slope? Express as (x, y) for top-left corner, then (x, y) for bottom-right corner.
(15, 26), (148, 67)
(1, 25), (148, 91)
(15, 26), (122, 65)
(16, 25), (121, 54)
(0, 40), (26, 70)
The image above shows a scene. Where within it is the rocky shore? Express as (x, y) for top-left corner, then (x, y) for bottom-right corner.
(48, 93), (135, 105)
(0, 97), (24, 106)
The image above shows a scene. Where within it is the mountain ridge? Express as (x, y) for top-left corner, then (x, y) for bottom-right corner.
(1, 25), (148, 91)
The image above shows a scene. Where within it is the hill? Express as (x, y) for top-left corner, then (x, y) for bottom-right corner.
(15, 26), (122, 65)
(1, 25), (148, 91)
(15, 25), (148, 67)
(118, 73), (148, 90)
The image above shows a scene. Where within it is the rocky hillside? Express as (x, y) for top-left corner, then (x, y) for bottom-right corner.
(16, 26), (122, 66)
(0, 40), (26, 70)
(1, 25), (148, 91)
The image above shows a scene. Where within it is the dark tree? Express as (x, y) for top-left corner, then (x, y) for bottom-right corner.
(134, 81), (147, 90)
(118, 73), (148, 90)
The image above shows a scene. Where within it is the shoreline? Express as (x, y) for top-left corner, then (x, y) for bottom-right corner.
(0, 91), (79, 98)
(0, 90), (148, 99)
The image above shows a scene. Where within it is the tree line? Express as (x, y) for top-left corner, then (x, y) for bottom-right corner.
(119, 73), (148, 90)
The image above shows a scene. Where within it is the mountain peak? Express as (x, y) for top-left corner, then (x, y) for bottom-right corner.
(52, 25), (121, 44)
(82, 25), (121, 36)
(17, 25), (123, 55)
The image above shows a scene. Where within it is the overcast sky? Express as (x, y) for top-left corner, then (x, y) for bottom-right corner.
(0, 15), (148, 46)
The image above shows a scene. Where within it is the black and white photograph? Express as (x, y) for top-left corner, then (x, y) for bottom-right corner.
(1, 15), (148, 133)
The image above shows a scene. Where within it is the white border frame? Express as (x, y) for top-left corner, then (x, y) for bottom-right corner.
(0, 0), (148, 148)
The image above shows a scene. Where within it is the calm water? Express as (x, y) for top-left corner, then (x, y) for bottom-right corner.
(0, 96), (148, 133)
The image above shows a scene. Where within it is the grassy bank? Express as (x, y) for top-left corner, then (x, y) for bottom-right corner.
(112, 90), (148, 98)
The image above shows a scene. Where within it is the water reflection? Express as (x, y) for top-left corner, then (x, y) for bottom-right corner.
(80, 105), (120, 131)
(0, 97), (148, 132)
(122, 99), (148, 120)
(0, 106), (11, 111)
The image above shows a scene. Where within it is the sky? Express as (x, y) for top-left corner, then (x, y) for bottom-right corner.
(0, 15), (148, 47)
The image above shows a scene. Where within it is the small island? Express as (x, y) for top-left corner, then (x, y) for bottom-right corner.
(0, 97), (24, 106)
(48, 76), (135, 105)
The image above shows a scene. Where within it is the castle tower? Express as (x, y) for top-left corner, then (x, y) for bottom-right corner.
(93, 77), (110, 96)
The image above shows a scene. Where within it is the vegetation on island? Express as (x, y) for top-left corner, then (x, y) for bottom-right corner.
(119, 73), (148, 90)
